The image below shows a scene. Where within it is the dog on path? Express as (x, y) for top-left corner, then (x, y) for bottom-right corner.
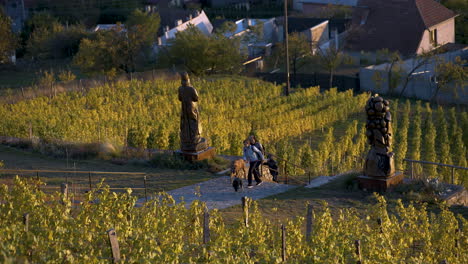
(230, 159), (247, 192)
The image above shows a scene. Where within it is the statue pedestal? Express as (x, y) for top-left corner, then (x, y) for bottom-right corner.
(175, 147), (216, 161)
(357, 172), (404, 192)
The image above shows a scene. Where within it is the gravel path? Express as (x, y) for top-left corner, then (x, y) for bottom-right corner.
(137, 176), (296, 210)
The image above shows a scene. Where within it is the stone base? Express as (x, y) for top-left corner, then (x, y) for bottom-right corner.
(181, 137), (208, 153)
(357, 172), (404, 192)
(175, 147), (216, 162)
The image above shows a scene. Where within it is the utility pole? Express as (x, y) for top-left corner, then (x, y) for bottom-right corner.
(21, 0), (26, 26)
(283, 0), (290, 96)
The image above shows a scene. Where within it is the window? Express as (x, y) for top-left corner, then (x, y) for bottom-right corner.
(429, 29), (438, 46)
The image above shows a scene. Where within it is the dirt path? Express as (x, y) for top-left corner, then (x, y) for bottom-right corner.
(138, 176), (296, 210)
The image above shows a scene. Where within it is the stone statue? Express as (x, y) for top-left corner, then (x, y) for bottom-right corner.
(364, 94), (395, 177)
(178, 72), (208, 152)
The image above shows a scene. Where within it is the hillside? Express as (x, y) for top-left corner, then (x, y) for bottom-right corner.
(0, 76), (465, 183)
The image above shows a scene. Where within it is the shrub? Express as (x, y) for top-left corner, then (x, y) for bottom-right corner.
(127, 128), (147, 149)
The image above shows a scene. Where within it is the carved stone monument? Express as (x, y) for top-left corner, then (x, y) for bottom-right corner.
(176, 72), (215, 161)
(358, 94), (403, 191)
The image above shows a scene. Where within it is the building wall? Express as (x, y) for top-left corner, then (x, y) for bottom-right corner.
(360, 48), (467, 104)
(262, 18), (278, 43)
(417, 18), (455, 54)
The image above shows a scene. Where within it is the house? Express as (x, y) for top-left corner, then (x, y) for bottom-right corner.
(345, 0), (458, 57)
(285, 17), (330, 46)
(157, 10), (213, 46)
(212, 17), (279, 58)
(273, 17), (334, 54)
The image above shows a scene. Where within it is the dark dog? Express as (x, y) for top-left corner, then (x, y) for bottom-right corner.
(231, 159), (246, 192)
(232, 177), (243, 192)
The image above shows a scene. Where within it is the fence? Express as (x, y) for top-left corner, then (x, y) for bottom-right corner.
(0, 169), (153, 202)
(403, 159), (468, 186)
(256, 72), (360, 92)
(266, 152), (360, 186)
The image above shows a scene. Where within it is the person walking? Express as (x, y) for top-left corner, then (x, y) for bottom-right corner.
(248, 135), (264, 155)
(249, 135), (265, 177)
(242, 139), (264, 188)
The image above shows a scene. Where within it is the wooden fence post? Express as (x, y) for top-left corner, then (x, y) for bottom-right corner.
(107, 228), (121, 263)
(144, 175), (148, 203)
(451, 167), (455, 185)
(355, 239), (362, 264)
(36, 171), (40, 191)
(242, 196), (249, 227)
(306, 204), (313, 242)
(410, 162), (414, 179)
(88, 172), (92, 191)
(23, 213), (29, 232)
(285, 164), (288, 184)
(455, 228), (460, 258)
(377, 218), (383, 234)
(281, 224), (286, 262)
(61, 183), (68, 201)
(203, 209), (210, 244)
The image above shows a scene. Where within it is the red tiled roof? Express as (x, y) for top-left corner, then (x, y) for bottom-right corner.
(415, 0), (457, 28)
(346, 0), (457, 55)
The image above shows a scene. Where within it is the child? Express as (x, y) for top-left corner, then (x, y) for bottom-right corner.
(265, 154), (279, 182)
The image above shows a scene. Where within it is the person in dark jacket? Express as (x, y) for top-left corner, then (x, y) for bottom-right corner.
(249, 135), (264, 155)
(265, 154), (279, 182)
(249, 135), (265, 178)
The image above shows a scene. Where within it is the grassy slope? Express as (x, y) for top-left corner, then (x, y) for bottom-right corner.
(0, 145), (216, 197)
(220, 173), (468, 225)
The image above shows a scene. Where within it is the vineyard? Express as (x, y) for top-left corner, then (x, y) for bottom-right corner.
(0, 177), (466, 263)
(0, 76), (466, 182)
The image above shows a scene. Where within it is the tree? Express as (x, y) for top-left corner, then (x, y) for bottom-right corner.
(74, 10), (160, 75)
(375, 49), (403, 94)
(0, 8), (17, 64)
(270, 32), (313, 84)
(398, 51), (435, 98)
(432, 56), (467, 101)
(29, 0), (143, 26)
(25, 12), (88, 60)
(442, 0), (468, 44)
(166, 25), (244, 75)
(73, 27), (126, 76)
(124, 9), (160, 72)
(315, 46), (352, 89)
